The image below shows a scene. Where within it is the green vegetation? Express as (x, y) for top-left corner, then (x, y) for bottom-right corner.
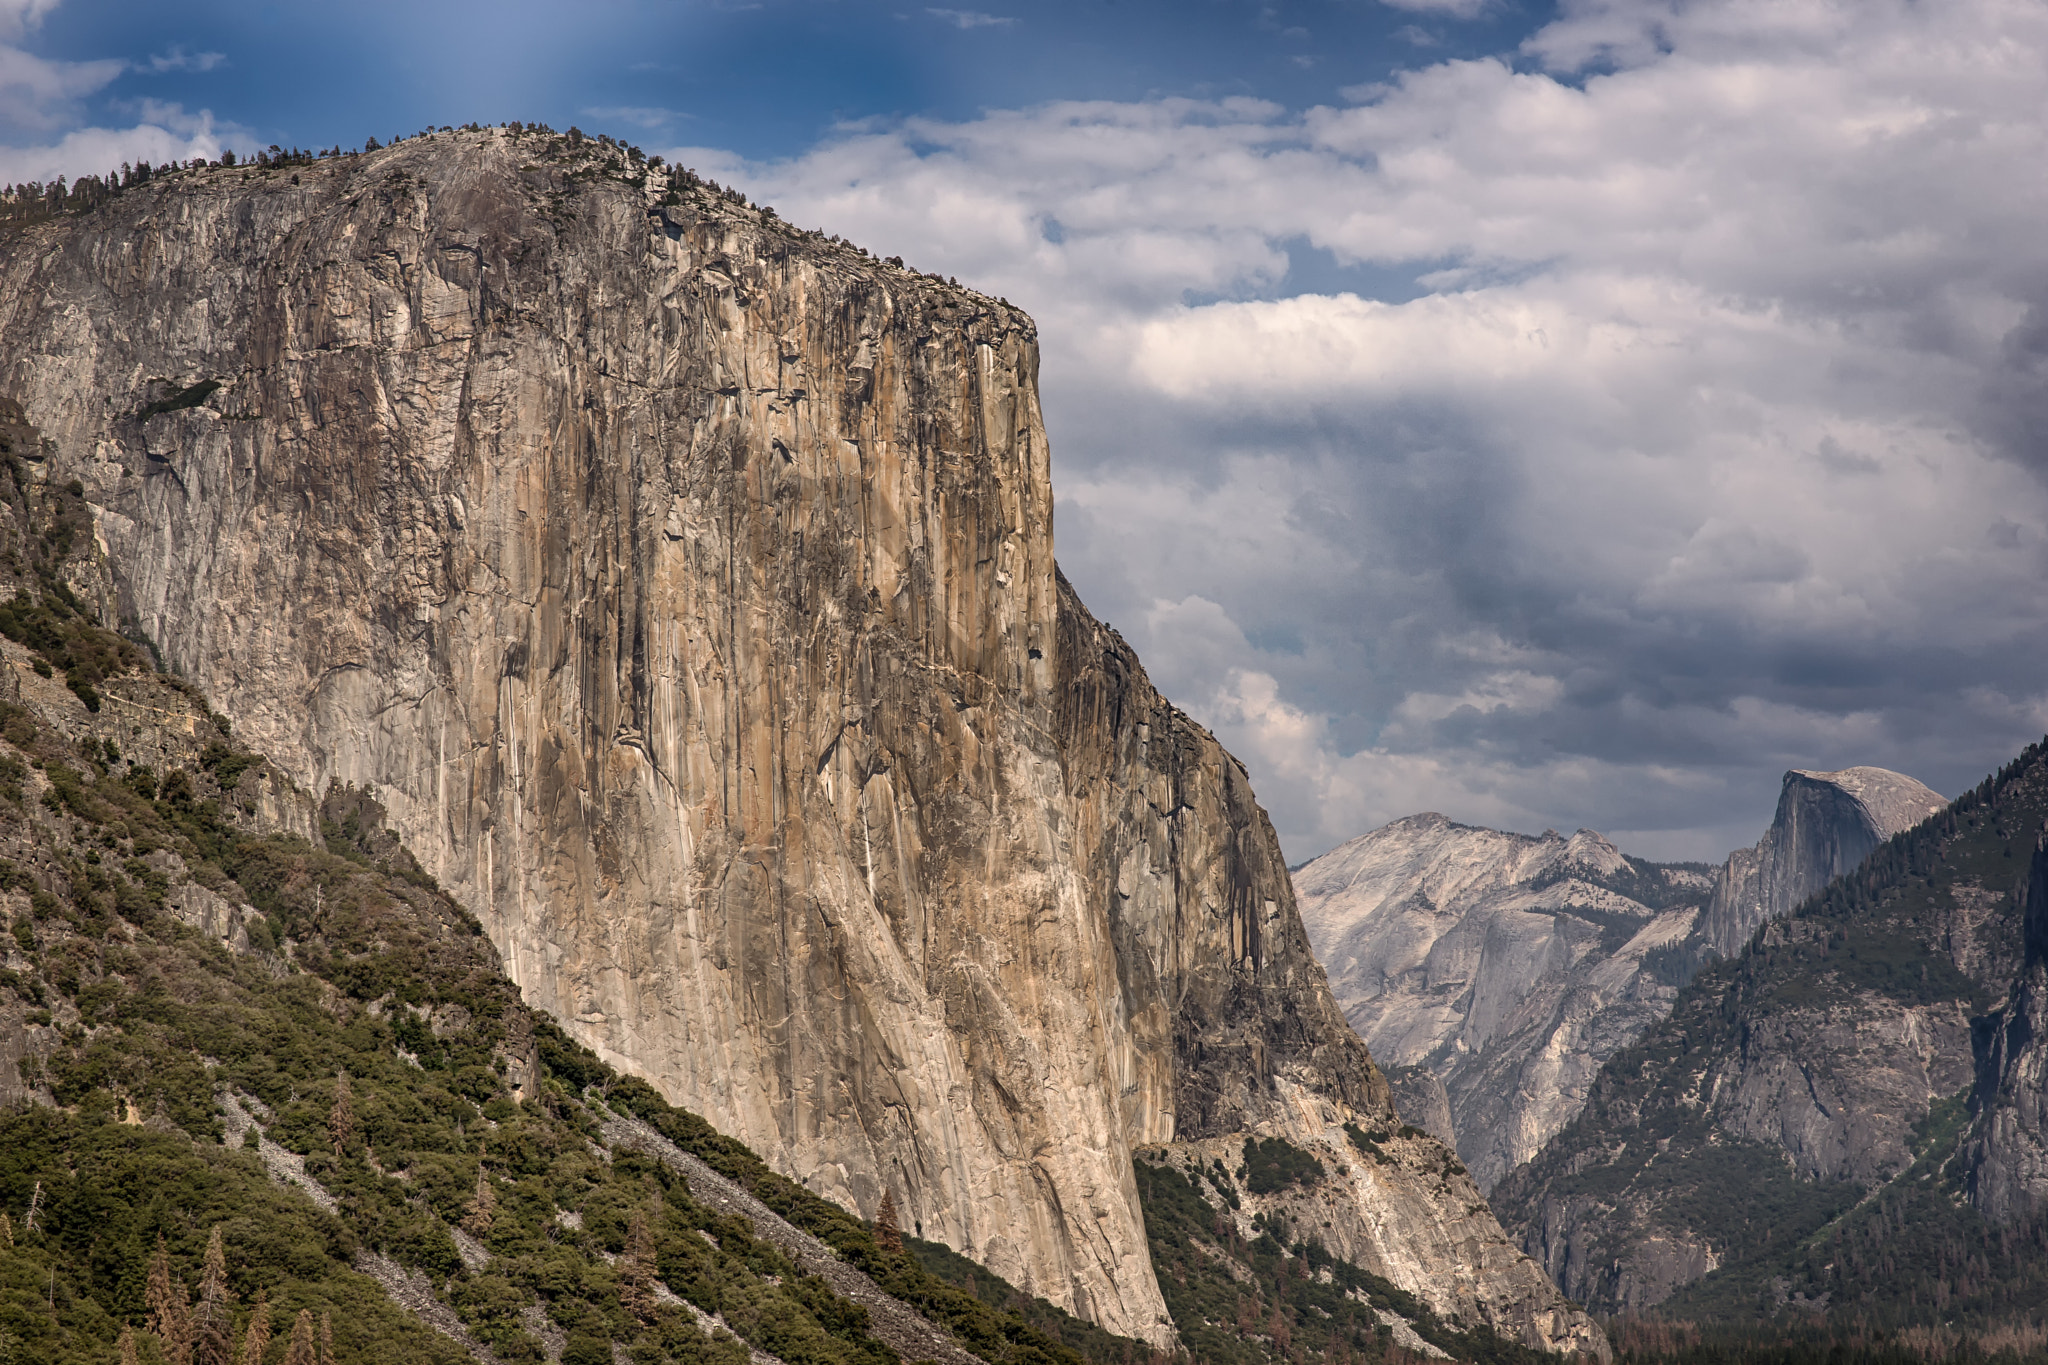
(0, 586), (148, 713)
(1343, 1123), (1394, 1167)
(540, 1035), (1144, 1365)
(1132, 1157), (1545, 1365)
(902, 1237), (1137, 1365)
(0, 590), (1161, 1365)
(1238, 1138), (1322, 1196)
(1493, 739), (2048, 1339)
(1608, 1317), (2048, 1365)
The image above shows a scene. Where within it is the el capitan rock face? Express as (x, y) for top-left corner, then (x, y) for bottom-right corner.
(1296, 767), (1943, 1191)
(0, 129), (1601, 1354)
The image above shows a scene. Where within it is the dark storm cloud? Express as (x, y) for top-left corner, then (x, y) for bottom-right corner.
(6, 0), (2046, 864)
(693, 0), (2048, 859)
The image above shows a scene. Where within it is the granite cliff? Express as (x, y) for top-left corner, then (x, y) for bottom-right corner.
(1295, 819), (1712, 1190)
(1490, 746), (2048, 1328)
(0, 128), (1600, 1353)
(1296, 769), (1942, 1191)
(1964, 829), (2048, 1225)
(1698, 767), (1946, 959)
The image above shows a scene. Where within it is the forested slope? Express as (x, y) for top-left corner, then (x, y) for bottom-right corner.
(1493, 741), (2048, 1336)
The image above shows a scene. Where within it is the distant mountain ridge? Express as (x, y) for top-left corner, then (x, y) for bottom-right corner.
(1295, 768), (1943, 1190)
(1490, 742), (2048, 1332)
(1295, 817), (1715, 1189)
(1699, 767), (1949, 958)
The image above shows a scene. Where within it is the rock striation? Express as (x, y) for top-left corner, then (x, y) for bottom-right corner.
(1296, 817), (1712, 1189)
(0, 129), (1600, 1353)
(1698, 767), (1945, 958)
(1296, 768), (1942, 1192)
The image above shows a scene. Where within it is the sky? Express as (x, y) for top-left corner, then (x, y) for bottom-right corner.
(7, 0), (2048, 864)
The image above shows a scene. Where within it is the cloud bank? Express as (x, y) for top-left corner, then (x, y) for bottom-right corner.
(676, 0), (2048, 861)
(0, 0), (236, 186)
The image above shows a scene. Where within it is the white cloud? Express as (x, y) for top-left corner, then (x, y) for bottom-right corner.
(694, 0), (2048, 860)
(1379, 0), (1490, 19)
(0, 0), (240, 177)
(0, 104), (229, 184)
(0, 39), (121, 131)
(145, 47), (225, 74)
(0, 0), (58, 43)
(926, 9), (1015, 29)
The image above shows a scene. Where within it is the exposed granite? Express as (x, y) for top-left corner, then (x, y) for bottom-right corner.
(1699, 768), (1945, 957)
(0, 128), (1599, 1352)
(1297, 768), (1941, 1192)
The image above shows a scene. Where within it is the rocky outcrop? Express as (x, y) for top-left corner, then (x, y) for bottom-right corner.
(1143, 1131), (1608, 1358)
(1490, 750), (2044, 1320)
(1385, 1066), (1455, 1147)
(0, 129), (1597, 1352)
(1698, 767), (1944, 957)
(1297, 768), (1942, 1192)
(1295, 816), (1712, 1188)
(1965, 832), (2048, 1224)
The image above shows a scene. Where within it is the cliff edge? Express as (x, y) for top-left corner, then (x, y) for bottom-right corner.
(0, 128), (1601, 1354)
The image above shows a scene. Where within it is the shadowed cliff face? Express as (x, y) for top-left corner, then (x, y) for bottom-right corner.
(1967, 834), (2048, 1224)
(0, 130), (1600, 1353)
(1700, 767), (1946, 957)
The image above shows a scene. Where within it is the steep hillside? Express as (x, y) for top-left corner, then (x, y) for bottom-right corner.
(0, 458), (1173, 1362)
(1296, 770), (1939, 1190)
(1965, 827), (2048, 1225)
(0, 127), (1601, 1354)
(1491, 743), (2048, 1331)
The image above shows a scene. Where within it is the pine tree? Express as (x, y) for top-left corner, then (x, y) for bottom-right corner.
(876, 1188), (903, 1253)
(462, 1149), (496, 1235)
(147, 1233), (194, 1365)
(283, 1309), (317, 1365)
(620, 1207), (657, 1322)
(194, 1225), (235, 1365)
(320, 1310), (333, 1365)
(119, 1325), (140, 1365)
(238, 1292), (271, 1365)
(329, 1071), (355, 1157)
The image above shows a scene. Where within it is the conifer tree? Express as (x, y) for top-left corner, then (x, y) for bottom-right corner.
(119, 1325), (140, 1365)
(320, 1310), (333, 1365)
(238, 1291), (271, 1365)
(876, 1188), (903, 1253)
(462, 1144), (495, 1235)
(194, 1225), (235, 1365)
(283, 1308), (317, 1365)
(329, 1071), (355, 1157)
(620, 1207), (657, 1322)
(147, 1233), (195, 1365)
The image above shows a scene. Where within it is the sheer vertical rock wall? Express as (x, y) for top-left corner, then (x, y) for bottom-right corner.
(1967, 833), (2048, 1224)
(0, 129), (1599, 1353)
(1699, 767), (1946, 957)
